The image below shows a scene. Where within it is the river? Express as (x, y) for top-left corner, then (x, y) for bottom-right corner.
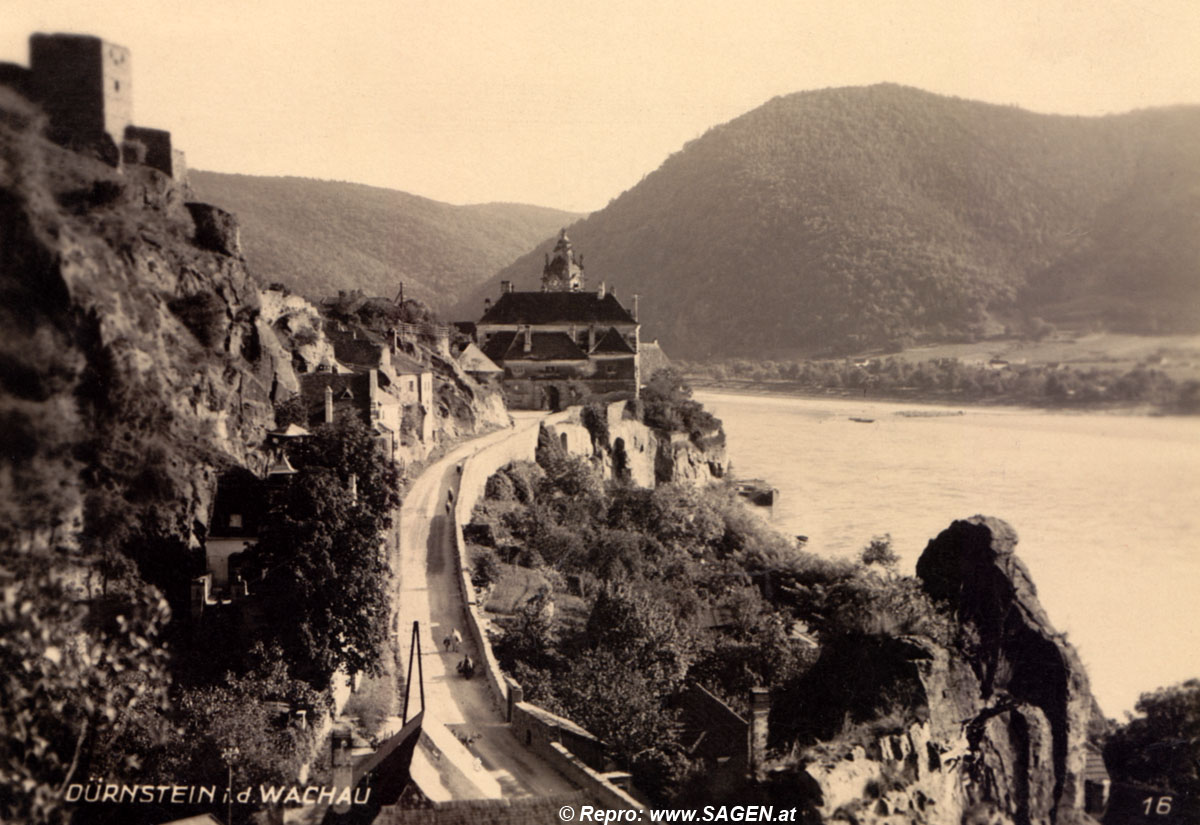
(696, 390), (1200, 718)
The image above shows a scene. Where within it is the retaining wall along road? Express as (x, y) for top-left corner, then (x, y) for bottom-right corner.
(446, 411), (640, 810)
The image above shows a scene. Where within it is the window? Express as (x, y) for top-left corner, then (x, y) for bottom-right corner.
(229, 514), (242, 529)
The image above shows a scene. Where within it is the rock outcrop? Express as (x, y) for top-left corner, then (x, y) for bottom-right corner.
(792, 517), (1101, 825)
(540, 401), (728, 488)
(654, 428), (728, 486)
(1, 97), (290, 550)
(0, 92), (507, 555)
(916, 516), (1098, 824)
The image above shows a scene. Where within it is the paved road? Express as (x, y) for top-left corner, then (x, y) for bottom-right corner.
(394, 415), (577, 801)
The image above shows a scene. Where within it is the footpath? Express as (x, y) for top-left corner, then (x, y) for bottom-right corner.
(394, 412), (579, 802)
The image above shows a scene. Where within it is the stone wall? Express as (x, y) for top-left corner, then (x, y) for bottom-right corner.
(447, 413), (643, 811)
(125, 125), (186, 181)
(510, 701), (608, 773)
(451, 419), (547, 710)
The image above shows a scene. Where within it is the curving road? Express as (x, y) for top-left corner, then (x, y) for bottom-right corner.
(393, 414), (577, 801)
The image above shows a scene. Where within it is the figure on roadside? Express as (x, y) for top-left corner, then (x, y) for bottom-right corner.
(451, 629), (462, 651)
(442, 634), (452, 651)
(457, 655), (475, 679)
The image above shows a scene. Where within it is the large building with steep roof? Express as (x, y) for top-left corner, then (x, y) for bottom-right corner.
(475, 230), (640, 410)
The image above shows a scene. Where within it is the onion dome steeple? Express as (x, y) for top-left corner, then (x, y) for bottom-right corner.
(541, 228), (585, 292)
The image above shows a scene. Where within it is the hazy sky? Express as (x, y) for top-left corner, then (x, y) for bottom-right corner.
(3, 0), (1198, 212)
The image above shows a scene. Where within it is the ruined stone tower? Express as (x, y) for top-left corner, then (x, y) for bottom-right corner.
(29, 34), (133, 156)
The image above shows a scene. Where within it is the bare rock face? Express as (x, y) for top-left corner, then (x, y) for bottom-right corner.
(1, 110), (289, 550)
(788, 517), (1100, 825)
(654, 430), (728, 486)
(916, 516), (1098, 825)
(186, 201), (242, 256)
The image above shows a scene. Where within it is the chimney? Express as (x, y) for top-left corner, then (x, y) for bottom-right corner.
(324, 385), (334, 424)
(609, 284), (616, 297)
(523, 327), (532, 353)
(484, 297), (492, 313)
(500, 280), (511, 295)
(632, 293), (640, 322)
(597, 281), (606, 299)
(748, 687), (770, 781)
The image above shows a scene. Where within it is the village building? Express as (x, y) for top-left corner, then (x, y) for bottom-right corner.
(639, 338), (671, 384)
(198, 469), (262, 597)
(475, 230), (641, 410)
(287, 320), (435, 453)
(455, 341), (503, 384)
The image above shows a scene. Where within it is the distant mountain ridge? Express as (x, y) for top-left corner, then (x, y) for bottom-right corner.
(189, 171), (580, 308)
(451, 85), (1200, 358)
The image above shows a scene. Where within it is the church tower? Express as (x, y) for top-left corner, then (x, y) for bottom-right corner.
(541, 229), (585, 292)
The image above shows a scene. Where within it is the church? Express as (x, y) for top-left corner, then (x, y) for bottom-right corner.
(475, 230), (640, 410)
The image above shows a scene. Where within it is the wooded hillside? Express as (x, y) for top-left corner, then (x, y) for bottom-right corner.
(190, 171), (579, 309)
(452, 85), (1200, 357)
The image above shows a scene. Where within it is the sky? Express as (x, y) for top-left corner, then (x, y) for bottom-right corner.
(2, 0), (1199, 213)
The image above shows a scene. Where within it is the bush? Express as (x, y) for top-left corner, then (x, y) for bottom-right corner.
(471, 545), (501, 588)
(860, 534), (900, 570)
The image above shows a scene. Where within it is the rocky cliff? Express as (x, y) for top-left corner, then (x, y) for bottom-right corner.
(1, 89), (292, 555)
(786, 517), (1103, 825)
(540, 400), (728, 488)
(0, 85), (508, 559)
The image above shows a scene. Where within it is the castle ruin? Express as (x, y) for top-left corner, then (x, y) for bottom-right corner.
(0, 33), (187, 181)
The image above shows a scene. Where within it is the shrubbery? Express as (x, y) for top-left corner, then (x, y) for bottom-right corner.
(641, 368), (722, 439)
(480, 440), (954, 802)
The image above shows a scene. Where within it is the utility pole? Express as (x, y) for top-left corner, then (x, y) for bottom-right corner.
(221, 745), (239, 825)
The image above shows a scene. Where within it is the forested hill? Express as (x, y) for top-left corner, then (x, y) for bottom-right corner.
(190, 171), (580, 309)
(451, 85), (1200, 358)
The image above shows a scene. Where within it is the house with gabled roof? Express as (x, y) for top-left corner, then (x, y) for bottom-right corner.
(456, 341), (503, 383)
(474, 230), (640, 410)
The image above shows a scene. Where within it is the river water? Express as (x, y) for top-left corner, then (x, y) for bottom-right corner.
(696, 390), (1200, 718)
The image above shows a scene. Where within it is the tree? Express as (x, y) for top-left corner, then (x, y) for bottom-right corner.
(641, 368), (721, 438)
(0, 555), (170, 825)
(585, 583), (693, 685)
(860, 534), (900, 571)
(544, 648), (695, 803)
(1105, 679), (1200, 796)
(165, 647), (323, 790)
(287, 418), (401, 527)
(248, 468), (390, 688)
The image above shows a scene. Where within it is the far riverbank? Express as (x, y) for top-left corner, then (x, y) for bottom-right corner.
(686, 376), (1176, 417)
